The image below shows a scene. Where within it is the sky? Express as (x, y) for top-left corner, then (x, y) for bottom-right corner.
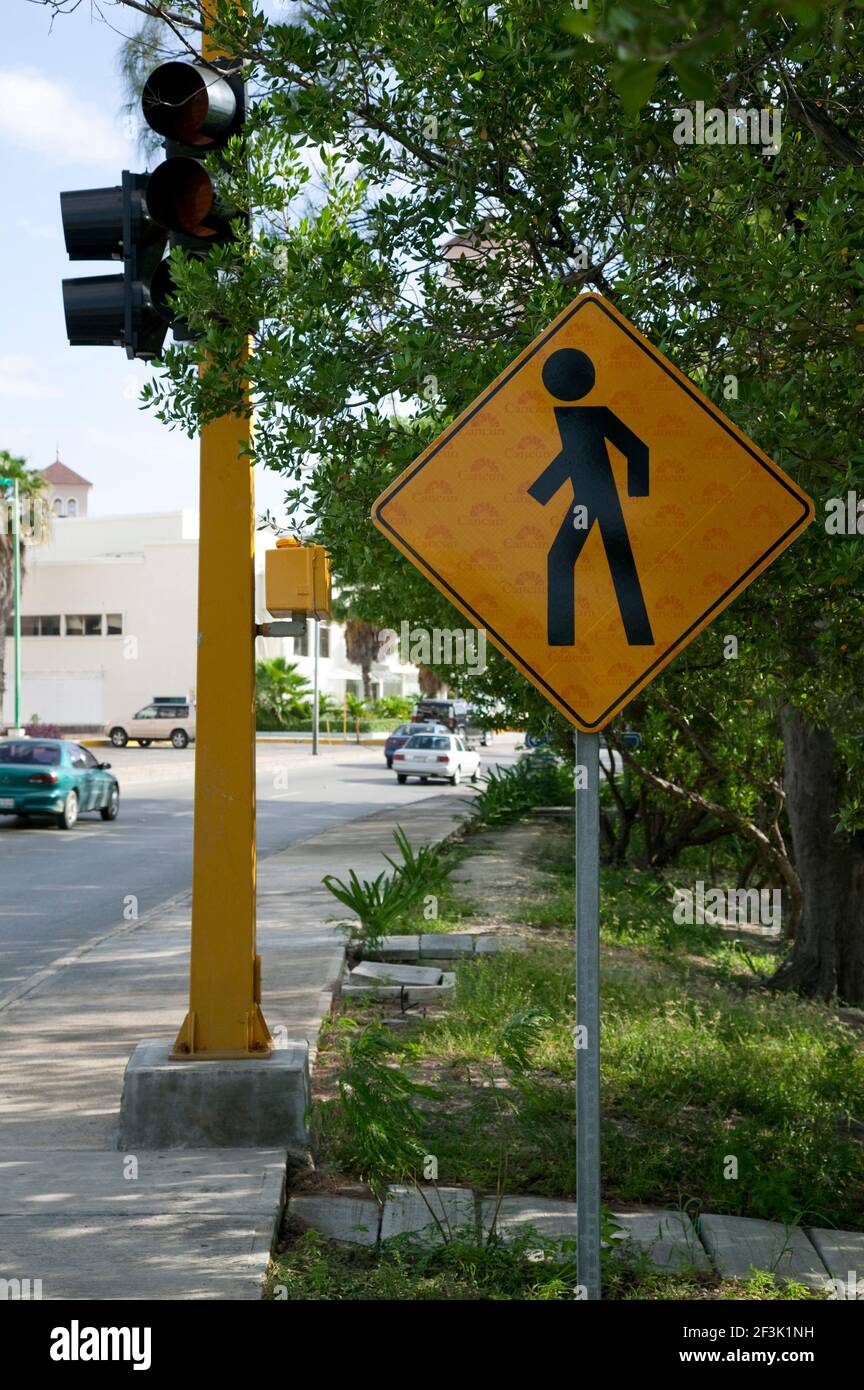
(1, 0), (288, 521)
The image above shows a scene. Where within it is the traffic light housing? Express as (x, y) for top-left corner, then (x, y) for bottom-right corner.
(265, 540), (332, 620)
(60, 59), (246, 360)
(61, 173), (169, 359)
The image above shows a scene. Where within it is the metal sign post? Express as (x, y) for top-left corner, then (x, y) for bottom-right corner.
(575, 730), (601, 1299)
(312, 616), (320, 756)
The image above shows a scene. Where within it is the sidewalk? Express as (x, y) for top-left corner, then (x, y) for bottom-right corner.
(0, 793), (470, 1300)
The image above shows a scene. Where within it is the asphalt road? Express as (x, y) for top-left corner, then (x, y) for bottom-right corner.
(0, 737), (520, 997)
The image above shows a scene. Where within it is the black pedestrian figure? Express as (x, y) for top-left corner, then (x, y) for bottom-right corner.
(528, 348), (654, 647)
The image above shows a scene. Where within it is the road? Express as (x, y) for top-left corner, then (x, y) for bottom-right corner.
(0, 737), (520, 997)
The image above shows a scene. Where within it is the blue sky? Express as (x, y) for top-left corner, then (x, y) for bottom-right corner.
(2, 1), (287, 521)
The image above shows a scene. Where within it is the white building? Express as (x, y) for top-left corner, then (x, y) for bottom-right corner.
(1, 462), (419, 729)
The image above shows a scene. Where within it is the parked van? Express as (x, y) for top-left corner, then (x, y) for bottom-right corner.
(106, 698), (196, 749)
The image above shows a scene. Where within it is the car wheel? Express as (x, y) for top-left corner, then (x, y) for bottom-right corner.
(449, 770), (461, 786)
(56, 791), (79, 830)
(386, 756), (393, 768)
(110, 728), (128, 748)
(171, 729), (189, 749)
(100, 786), (120, 822)
(471, 767), (480, 783)
(397, 773), (407, 784)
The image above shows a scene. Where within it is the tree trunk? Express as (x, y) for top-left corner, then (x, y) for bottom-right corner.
(772, 706), (864, 1004)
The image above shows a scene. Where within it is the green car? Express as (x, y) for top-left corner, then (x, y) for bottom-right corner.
(0, 738), (120, 830)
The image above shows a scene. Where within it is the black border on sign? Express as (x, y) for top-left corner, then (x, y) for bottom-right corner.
(374, 297), (813, 729)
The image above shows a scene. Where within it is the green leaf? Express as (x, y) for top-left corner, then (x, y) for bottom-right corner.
(559, 5), (594, 36)
(611, 60), (661, 115)
(671, 54), (716, 103)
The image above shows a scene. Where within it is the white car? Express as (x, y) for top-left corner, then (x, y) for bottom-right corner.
(106, 701), (196, 749)
(393, 732), (481, 786)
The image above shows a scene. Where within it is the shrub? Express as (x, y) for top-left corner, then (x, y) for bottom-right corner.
(322, 865), (423, 952)
(383, 825), (456, 897)
(472, 756), (572, 826)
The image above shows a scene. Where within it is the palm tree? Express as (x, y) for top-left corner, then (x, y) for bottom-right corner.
(0, 453), (49, 718)
(418, 665), (446, 697)
(344, 619), (381, 700)
(255, 657), (312, 728)
(331, 592), (381, 701)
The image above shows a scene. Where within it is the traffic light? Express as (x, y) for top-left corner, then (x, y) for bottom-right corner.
(265, 539), (332, 620)
(60, 59), (246, 360)
(60, 174), (169, 359)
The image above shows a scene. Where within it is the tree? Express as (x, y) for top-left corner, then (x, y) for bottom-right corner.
(0, 453), (48, 719)
(343, 620), (379, 701)
(417, 666), (445, 698)
(85, 0), (864, 999)
(255, 656), (310, 728)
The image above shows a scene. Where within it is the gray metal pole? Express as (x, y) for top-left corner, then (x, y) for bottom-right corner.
(311, 617), (320, 756)
(575, 729), (601, 1299)
(12, 479), (21, 732)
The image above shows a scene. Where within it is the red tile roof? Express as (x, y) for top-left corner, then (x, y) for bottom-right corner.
(40, 462), (92, 488)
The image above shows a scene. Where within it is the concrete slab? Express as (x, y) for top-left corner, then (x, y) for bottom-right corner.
(808, 1229), (864, 1298)
(698, 1214), (831, 1290)
(118, 1039), (310, 1151)
(341, 979), (455, 1004)
(0, 1212), (275, 1300)
(0, 1148), (286, 1216)
(480, 1195), (577, 1252)
(419, 934), (475, 959)
(610, 1207), (709, 1272)
(475, 936), (501, 955)
(361, 936), (421, 962)
(350, 962), (443, 986)
(288, 1194), (380, 1247)
(380, 1185), (476, 1244)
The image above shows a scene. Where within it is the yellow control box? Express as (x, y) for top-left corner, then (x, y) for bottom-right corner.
(265, 539), (331, 619)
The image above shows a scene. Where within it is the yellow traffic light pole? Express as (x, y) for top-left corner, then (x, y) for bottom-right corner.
(173, 0), (271, 1059)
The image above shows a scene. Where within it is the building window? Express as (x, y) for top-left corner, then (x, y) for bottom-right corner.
(53, 498), (64, 517)
(293, 623), (329, 658)
(21, 615), (61, 637)
(65, 615), (103, 637)
(66, 498), (78, 517)
(106, 614), (123, 635)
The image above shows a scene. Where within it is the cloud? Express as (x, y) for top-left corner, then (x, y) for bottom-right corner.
(0, 68), (131, 166)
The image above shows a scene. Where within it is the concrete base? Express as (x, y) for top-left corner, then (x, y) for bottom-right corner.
(118, 1037), (310, 1150)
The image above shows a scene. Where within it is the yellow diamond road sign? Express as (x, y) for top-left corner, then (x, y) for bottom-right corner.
(372, 294), (815, 730)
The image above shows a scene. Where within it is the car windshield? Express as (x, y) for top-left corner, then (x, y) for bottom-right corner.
(405, 735), (450, 750)
(391, 724), (413, 736)
(0, 741), (61, 766)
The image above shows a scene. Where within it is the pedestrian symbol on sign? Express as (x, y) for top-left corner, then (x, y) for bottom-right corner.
(528, 348), (654, 648)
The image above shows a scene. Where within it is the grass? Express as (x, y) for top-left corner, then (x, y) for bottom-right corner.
(317, 942), (575, 1199)
(295, 817), (863, 1300)
(385, 868), (480, 936)
(318, 845), (864, 1225)
(265, 1228), (826, 1301)
(527, 834), (864, 1229)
